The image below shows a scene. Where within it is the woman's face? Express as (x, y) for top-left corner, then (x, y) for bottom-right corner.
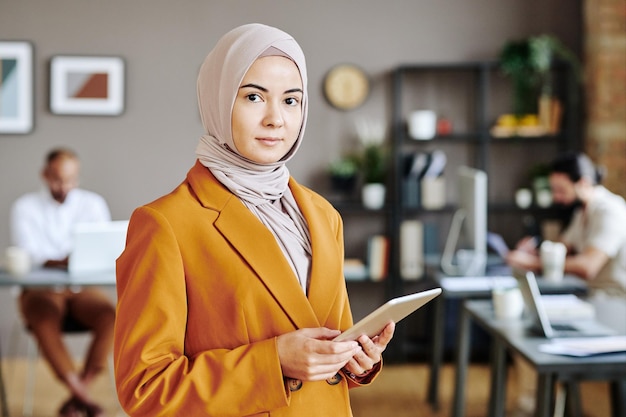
(231, 56), (303, 164)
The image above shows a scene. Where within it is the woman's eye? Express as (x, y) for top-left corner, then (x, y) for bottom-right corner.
(246, 93), (261, 102)
(285, 97), (299, 106)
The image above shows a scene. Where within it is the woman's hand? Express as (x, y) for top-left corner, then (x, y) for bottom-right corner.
(276, 328), (361, 381)
(343, 321), (395, 377)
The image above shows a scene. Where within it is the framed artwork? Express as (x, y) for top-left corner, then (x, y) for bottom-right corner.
(0, 41), (33, 134)
(50, 55), (125, 116)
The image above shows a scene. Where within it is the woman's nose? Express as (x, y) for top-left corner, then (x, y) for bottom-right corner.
(263, 102), (284, 127)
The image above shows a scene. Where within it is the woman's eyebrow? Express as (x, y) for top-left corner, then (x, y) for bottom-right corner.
(240, 83), (267, 92)
(240, 83), (303, 95)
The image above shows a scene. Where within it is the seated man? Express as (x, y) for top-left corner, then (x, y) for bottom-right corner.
(10, 148), (115, 417)
(507, 151), (626, 297)
(506, 151), (626, 415)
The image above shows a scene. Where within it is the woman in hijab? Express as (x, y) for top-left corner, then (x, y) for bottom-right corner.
(114, 23), (394, 416)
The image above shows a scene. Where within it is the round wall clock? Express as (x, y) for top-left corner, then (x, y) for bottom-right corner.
(323, 64), (370, 111)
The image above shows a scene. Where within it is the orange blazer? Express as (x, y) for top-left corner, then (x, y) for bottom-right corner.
(114, 161), (379, 416)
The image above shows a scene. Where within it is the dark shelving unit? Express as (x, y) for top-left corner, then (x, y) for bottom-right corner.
(336, 60), (580, 362)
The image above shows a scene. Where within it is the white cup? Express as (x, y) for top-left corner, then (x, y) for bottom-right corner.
(540, 241), (567, 282)
(408, 110), (437, 140)
(5, 246), (31, 277)
(492, 286), (524, 320)
(515, 188), (532, 209)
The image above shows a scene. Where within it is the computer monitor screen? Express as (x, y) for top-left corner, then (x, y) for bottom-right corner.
(441, 166), (487, 276)
(458, 166), (487, 252)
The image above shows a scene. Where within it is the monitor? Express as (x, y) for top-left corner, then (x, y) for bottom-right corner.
(441, 166), (487, 276)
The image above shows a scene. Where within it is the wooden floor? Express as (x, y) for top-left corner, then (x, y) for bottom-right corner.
(2, 359), (612, 416)
(350, 363), (611, 417)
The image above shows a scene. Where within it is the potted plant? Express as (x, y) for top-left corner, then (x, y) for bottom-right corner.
(355, 119), (388, 209)
(498, 34), (580, 133)
(528, 162), (552, 207)
(328, 156), (359, 194)
(361, 142), (388, 185)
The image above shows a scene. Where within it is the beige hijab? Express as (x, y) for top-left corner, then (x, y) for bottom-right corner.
(195, 23), (312, 293)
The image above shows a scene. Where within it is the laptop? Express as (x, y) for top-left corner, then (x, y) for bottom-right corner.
(513, 269), (615, 338)
(68, 220), (129, 277)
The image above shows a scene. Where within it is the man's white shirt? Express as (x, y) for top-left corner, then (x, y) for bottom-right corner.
(10, 188), (111, 267)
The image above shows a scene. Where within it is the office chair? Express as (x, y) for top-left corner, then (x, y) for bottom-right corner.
(11, 313), (116, 417)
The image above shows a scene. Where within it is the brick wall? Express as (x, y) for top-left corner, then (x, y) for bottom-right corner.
(584, 0), (626, 197)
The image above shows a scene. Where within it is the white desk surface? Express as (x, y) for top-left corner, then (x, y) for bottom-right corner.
(0, 268), (116, 287)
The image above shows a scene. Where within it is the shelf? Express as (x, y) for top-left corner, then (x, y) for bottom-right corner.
(329, 199), (389, 214)
(403, 132), (483, 144)
(488, 134), (565, 144)
(488, 203), (576, 219)
(396, 61), (497, 73)
(334, 60), (579, 362)
(401, 205), (456, 215)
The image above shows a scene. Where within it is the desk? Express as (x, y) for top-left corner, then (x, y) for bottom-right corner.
(0, 268), (116, 417)
(452, 298), (626, 417)
(426, 270), (587, 410)
(0, 344), (6, 417)
(0, 268), (116, 288)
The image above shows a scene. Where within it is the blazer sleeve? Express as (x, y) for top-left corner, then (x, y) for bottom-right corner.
(114, 206), (289, 416)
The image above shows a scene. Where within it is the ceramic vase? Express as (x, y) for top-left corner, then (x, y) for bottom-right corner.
(362, 183), (386, 209)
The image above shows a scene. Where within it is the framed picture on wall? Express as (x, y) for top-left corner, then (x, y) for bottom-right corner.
(0, 41), (34, 134)
(50, 55), (125, 116)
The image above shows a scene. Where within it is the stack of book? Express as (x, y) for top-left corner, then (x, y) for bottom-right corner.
(367, 235), (389, 282)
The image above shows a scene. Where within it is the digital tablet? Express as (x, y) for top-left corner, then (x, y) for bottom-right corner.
(333, 287), (442, 342)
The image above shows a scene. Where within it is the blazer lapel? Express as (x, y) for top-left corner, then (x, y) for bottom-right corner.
(290, 179), (344, 327)
(188, 161), (319, 330)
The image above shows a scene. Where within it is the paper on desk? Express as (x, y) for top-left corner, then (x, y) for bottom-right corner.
(440, 276), (516, 291)
(539, 336), (626, 357)
(541, 294), (595, 320)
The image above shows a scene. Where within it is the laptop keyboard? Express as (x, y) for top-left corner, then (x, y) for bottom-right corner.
(551, 323), (578, 332)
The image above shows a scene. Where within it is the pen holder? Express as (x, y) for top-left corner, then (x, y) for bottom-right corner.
(421, 177), (446, 209)
(402, 178), (421, 208)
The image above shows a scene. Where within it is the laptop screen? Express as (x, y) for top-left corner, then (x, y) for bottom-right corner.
(68, 220), (129, 276)
(513, 269), (556, 338)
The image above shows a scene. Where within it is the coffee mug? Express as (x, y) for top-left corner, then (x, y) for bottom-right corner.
(492, 286), (524, 320)
(5, 246), (31, 277)
(540, 241), (567, 282)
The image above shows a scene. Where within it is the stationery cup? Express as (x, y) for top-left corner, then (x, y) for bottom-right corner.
(4, 246), (31, 277)
(420, 176), (446, 209)
(408, 110), (437, 140)
(540, 241), (567, 282)
(492, 286), (524, 320)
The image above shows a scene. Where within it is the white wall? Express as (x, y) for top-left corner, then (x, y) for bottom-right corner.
(0, 0), (581, 350)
